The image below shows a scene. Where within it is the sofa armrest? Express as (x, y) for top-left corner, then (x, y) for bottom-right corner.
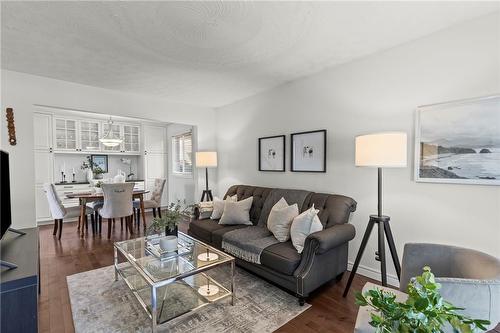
(294, 223), (356, 280)
(193, 205), (200, 220)
(307, 223), (356, 255)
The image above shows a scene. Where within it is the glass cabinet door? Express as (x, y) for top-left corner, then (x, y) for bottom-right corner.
(101, 122), (123, 152)
(54, 118), (78, 151)
(123, 125), (140, 153)
(80, 120), (101, 152)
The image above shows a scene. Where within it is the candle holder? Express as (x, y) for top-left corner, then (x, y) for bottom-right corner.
(72, 173), (76, 183)
(197, 248), (219, 262)
(60, 171), (67, 183)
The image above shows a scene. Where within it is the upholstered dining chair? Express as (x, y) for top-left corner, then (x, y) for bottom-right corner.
(354, 243), (500, 332)
(100, 183), (135, 239)
(43, 183), (94, 239)
(133, 178), (166, 227)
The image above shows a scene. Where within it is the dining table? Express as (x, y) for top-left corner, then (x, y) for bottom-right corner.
(66, 189), (150, 237)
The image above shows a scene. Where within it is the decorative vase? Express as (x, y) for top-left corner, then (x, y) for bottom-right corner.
(159, 236), (178, 252)
(165, 226), (178, 237)
(94, 173), (103, 180)
(86, 169), (94, 181)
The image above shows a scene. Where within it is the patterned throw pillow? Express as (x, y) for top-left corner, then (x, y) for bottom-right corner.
(290, 204), (323, 253)
(267, 197), (299, 242)
(198, 201), (214, 220)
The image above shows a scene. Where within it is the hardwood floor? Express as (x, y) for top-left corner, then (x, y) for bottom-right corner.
(38, 214), (374, 333)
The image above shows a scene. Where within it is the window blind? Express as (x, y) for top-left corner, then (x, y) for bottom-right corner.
(172, 131), (193, 174)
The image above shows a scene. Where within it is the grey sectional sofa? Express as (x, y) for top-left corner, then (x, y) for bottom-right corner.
(188, 184), (357, 305)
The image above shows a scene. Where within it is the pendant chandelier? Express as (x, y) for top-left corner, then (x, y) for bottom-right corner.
(99, 117), (123, 147)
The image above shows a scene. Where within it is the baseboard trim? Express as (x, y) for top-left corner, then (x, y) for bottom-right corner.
(37, 217), (79, 226)
(348, 261), (400, 289)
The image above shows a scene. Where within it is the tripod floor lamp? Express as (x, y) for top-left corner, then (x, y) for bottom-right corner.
(343, 132), (407, 297)
(195, 151), (217, 202)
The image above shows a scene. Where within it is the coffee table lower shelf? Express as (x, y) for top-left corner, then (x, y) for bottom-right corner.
(115, 262), (233, 331)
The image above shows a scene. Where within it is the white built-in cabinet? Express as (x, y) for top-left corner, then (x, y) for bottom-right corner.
(33, 113), (54, 222)
(34, 110), (168, 223)
(52, 116), (141, 155)
(143, 124), (168, 206)
(79, 120), (101, 152)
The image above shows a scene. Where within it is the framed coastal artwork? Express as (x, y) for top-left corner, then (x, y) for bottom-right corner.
(91, 154), (108, 173)
(415, 95), (500, 185)
(291, 130), (326, 172)
(258, 135), (285, 171)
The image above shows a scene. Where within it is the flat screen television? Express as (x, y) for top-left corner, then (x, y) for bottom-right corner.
(1, 150), (12, 240)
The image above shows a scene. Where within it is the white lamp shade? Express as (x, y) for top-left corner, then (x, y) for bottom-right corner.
(196, 151), (218, 168)
(355, 132), (407, 168)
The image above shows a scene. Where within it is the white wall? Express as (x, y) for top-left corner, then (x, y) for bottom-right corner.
(0, 70), (216, 229)
(215, 14), (500, 285)
(166, 123), (196, 205)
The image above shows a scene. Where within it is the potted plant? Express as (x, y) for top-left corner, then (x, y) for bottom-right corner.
(93, 180), (103, 194)
(355, 266), (490, 333)
(81, 156), (105, 180)
(147, 201), (193, 237)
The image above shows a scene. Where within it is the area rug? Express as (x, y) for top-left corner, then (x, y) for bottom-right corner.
(67, 265), (310, 332)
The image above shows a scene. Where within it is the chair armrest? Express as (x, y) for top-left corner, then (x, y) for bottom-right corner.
(307, 223), (356, 255)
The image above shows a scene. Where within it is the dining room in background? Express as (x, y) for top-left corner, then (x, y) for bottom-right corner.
(258, 135), (285, 172)
(415, 95), (500, 185)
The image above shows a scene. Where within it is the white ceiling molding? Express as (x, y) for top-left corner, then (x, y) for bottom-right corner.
(1, 1), (499, 107)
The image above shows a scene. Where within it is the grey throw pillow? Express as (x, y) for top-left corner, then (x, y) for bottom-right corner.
(267, 197), (299, 242)
(219, 196), (253, 225)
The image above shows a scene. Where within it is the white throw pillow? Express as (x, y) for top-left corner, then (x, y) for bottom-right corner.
(219, 196), (254, 225)
(290, 204), (323, 253)
(210, 195), (237, 220)
(267, 197), (299, 242)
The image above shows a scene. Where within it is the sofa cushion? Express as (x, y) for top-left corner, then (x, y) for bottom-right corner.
(260, 241), (302, 276)
(211, 225), (248, 249)
(224, 185), (273, 225)
(188, 219), (225, 244)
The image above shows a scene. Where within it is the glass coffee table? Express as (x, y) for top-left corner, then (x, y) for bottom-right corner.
(114, 232), (235, 332)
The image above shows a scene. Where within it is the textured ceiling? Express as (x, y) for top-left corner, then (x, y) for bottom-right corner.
(1, 1), (499, 107)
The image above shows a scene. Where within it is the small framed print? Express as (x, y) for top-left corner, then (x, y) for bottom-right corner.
(291, 130), (326, 172)
(258, 135), (285, 172)
(91, 154), (108, 173)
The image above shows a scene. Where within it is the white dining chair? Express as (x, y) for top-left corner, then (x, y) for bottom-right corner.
(43, 183), (94, 239)
(100, 183), (135, 239)
(133, 178), (166, 227)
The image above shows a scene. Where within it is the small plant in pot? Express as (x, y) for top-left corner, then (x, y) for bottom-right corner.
(93, 180), (103, 193)
(355, 266), (490, 333)
(147, 201), (193, 237)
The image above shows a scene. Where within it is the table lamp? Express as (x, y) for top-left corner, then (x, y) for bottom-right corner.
(196, 151), (217, 202)
(343, 132), (407, 296)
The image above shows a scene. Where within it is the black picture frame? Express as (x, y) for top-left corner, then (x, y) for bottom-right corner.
(258, 135), (286, 172)
(290, 129), (327, 172)
(91, 154), (108, 173)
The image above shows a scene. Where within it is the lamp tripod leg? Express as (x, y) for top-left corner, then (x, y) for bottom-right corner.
(343, 219), (375, 297)
(384, 220), (401, 280)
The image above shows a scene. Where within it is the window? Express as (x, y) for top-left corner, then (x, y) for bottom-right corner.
(172, 131), (193, 174)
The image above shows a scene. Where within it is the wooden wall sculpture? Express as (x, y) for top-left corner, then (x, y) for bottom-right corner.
(6, 108), (17, 145)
